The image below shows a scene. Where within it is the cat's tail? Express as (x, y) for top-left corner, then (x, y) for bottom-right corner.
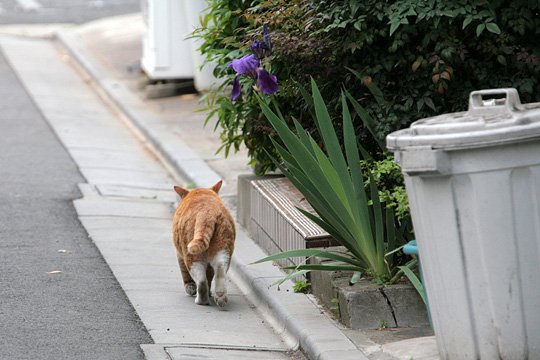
(187, 213), (216, 255)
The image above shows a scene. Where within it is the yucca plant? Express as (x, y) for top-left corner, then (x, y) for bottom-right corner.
(253, 79), (409, 285)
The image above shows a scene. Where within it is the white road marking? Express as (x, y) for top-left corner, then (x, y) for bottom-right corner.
(16, 0), (42, 11)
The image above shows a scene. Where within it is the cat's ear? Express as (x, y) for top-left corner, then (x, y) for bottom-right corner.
(211, 180), (223, 194)
(174, 186), (189, 199)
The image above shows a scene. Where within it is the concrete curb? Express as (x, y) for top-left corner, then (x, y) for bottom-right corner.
(231, 229), (369, 360)
(55, 24), (369, 360)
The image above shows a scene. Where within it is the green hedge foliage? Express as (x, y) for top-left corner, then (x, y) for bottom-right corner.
(196, 0), (540, 175)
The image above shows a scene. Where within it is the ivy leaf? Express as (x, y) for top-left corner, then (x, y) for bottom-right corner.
(389, 20), (400, 36)
(441, 48), (453, 59)
(416, 98), (425, 112)
(350, 2), (361, 15)
(406, 8), (417, 17)
(440, 71), (451, 80)
(476, 23), (486, 37)
(424, 97), (436, 111)
(486, 23), (501, 34)
(497, 55), (507, 66)
(411, 60), (422, 72)
(478, 10), (492, 17)
(462, 16), (473, 29)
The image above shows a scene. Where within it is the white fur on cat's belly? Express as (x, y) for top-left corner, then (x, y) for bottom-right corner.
(190, 261), (209, 305)
(210, 250), (229, 307)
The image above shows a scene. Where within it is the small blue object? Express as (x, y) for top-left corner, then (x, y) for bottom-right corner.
(403, 240), (418, 255)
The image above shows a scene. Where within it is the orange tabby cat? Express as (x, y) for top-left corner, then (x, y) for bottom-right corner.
(172, 180), (235, 307)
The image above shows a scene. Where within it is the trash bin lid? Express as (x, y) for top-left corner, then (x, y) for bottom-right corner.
(387, 88), (540, 151)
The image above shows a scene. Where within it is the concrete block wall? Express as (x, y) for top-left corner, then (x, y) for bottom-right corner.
(310, 256), (430, 329)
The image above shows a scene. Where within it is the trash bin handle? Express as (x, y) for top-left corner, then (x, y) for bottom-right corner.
(468, 88), (521, 114)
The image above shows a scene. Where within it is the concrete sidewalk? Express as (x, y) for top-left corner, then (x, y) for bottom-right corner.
(0, 34), (302, 360)
(1, 12), (439, 360)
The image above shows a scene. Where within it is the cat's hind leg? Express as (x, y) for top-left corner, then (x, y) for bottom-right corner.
(210, 250), (230, 308)
(178, 252), (196, 296)
(189, 261), (210, 305)
(206, 265), (215, 296)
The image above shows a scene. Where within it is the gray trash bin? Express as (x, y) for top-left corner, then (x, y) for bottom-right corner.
(386, 88), (540, 359)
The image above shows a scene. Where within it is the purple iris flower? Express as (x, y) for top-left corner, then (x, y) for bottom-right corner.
(230, 54), (259, 76)
(256, 69), (278, 95)
(250, 25), (272, 60)
(230, 64), (278, 101)
(263, 24), (272, 53)
(230, 25), (278, 101)
(231, 76), (241, 101)
(250, 40), (267, 60)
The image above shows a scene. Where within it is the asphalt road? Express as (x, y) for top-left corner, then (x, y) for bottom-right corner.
(0, 0), (139, 24)
(0, 49), (151, 359)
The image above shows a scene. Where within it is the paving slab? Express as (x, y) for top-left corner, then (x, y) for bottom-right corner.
(78, 215), (172, 230)
(166, 346), (291, 359)
(74, 198), (173, 219)
(78, 168), (172, 189)
(69, 148), (165, 172)
(382, 336), (439, 360)
(58, 130), (142, 150)
(95, 184), (178, 202)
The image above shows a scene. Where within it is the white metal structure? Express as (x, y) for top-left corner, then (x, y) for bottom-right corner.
(182, 0), (221, 91)
(141, 0), (194, 80)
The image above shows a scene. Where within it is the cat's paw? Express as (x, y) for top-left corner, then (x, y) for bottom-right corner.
(184, 282), (197, 296)
(214, 292), (228, 308)
(195, 295), (210, 305)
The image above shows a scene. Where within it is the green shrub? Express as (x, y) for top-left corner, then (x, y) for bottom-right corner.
(361, 155), (410, 222)
(196, 0), (540, 174)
